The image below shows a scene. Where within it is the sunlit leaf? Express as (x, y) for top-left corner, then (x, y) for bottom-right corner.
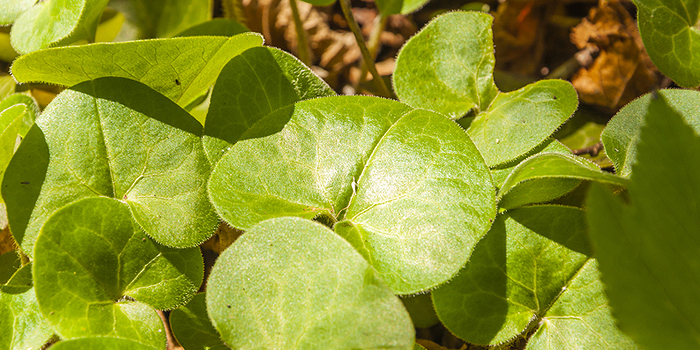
(0, 287), (54, 350)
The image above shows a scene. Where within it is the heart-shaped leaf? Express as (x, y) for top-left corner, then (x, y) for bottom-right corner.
(393, 12), (499, 119)
(0, 287), (54, 350)
(10, 0), (110, 54)
(433, 206), (633, 348)
(206, 217), (415, 350)
(634, 0), (700, 87)
(208, 96), (496, 294)
(34, 196), (200, 343)
(467, 79), (578, 167)
(588, 92), (700, 349)
(11, 33), (263, 108)
(170, 293), (227, 350)
(203, 46), (334, 163)
(3, 77), (218, 255)
(602, 89), (700, 177)
(497, 153), (627, 210)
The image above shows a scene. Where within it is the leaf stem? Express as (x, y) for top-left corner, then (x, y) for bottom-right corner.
(358, 13), (388, 89)
(339, 0), (392, 97)
(289, 0), (312, 67)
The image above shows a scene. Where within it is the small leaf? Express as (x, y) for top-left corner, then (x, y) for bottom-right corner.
(497, 153), (627, 210)
(34, 197), (199, 343)
(11, 33), (263, 107)
(206, 217), (415, 350)
(51, 337), (162, 350)
(467, 79), (578, 167)
(170, 293), (227, 350)
(602, 89), (700, 177)
(0, 104), (25, 189)
(634, 0), (700, 87)
(4, 77), (218, 255)
(0, 287), (54, 350)
(208, 96), (496, 294)
(375, 0), (430, 15)
(490, 139), (571, 189)
(587, 92), (700, 349)
(10, 0), (110, 54)
(203, 46), (334, 163)
(0, 93), (40, 137)
(393, 12), (499, 119)
(0, 253), (33, 294)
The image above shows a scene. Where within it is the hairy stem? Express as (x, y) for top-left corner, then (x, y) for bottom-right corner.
(339, 0), (392, 97)
(358, 13), (388, 89)
(289, 0), (312, 66)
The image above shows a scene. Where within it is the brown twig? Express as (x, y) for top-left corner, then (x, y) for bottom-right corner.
(573, 141), (604, 157)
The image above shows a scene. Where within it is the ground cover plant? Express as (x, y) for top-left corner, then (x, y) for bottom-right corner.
(0, 0), (699, 349)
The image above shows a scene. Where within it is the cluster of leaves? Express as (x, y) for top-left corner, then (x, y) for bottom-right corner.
(1, 0), (699, 349)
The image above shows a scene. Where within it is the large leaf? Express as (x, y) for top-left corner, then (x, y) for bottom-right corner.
(602, 89), (700, 177)
(208, 96), (496, 294)
(206, 217), (414, 350)
(10, 0), (110, 54)
(497, 153), (627, 210)
(634, 0), (700, 87)
(170, 293), (228, 350)
(11, 33), (263, 108)
(375, 0), (430, 15)
(3, 77), (218, 254)
(587, 92), (700, 349)
(433, 206), (633, 348)
(467, 80), (578, 167)
(124, 0), (211, 38)
(33, 197), (199, 344)
(202, 46), (334, 163)
(0, 0), (35, 25)
(393, 12), (499, 119)
(0, 287), (54, 350)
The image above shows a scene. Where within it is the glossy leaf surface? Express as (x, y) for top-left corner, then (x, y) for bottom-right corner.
(11, 33), (263, 107)
(588, 93), (700, 349)
(209, 96), (496, 294)
(0, 287), (54, 350)
(4, 77), (218, 255)
(634, 0), (700, 87)
(203, 46), (334, 163)
(170, 293), (226, 350)
(467, 80), (578, 167)
(10, 0), (109, 54)
(206, 217), (414, 350)
(394, 12), (498, 119)
(602, 89), (700, 177)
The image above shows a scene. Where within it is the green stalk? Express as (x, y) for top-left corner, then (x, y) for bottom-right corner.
(289, 0), (312, 67)
(358, 13), (388, 89)
(339, 0), (392, 97)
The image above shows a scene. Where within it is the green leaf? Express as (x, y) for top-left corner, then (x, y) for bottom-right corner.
(176, 18), (249, 37)
(497, 153), (627, 210)
(467, 79), (578, 167)
(0, 76), (15, 101)
(10, 0), (110, 54)
(51, 337), (162, 350)
(298, 0), (335, 6)
(202, 46), (335, 163)
(125, 0), (211, 38)
(587, 92), (700, 349)
(0, 287), (55, 350)
(433, 206), (596, 346)
(525, 259), (637, 349)
(208, 96), (496, 294)
(634, 0), (700, 87)
(602, 89), (700, 177)
(0, 93), (40, 137)
(11, 33), (263, 108)
(393, 12), (499, 119)
(0, 0), (35, 25)
(4, 77), (218, 255)
(400, 293), (439, 328)
(375, 0), (430, 15)
(206, 217), (415, 350)
(490, 139), (571, 189)
(0, 253), (33, 294)
(34, 197), (199, 343)
(0, 105), (25, 191)
(170, 293), (227, 350)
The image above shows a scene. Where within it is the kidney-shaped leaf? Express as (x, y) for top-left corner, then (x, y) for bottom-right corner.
(206, 217), (414, 350)
(602, 89), (700, 177)
(393, 11), (499, 119)
(10, 0), (109, 54)
(433, 206), (632, 347)
(0, 287), (54, 350)
(467, 80), (578, 167)
(11, 33), (263, 107)
(3, 77), (218, 255)
(170, 293), (228, 350)
(634, 0), (700, 87)
(203, 46), (334, 163)
(34, 197), (201, 344)
(208, 96), (496, 294)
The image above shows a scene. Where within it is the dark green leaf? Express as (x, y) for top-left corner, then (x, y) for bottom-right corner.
(125, 0), (211, 38)
(176, 18), (249, 37)
(170, 293), (228, 350)
(375, 0), (430, 15)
